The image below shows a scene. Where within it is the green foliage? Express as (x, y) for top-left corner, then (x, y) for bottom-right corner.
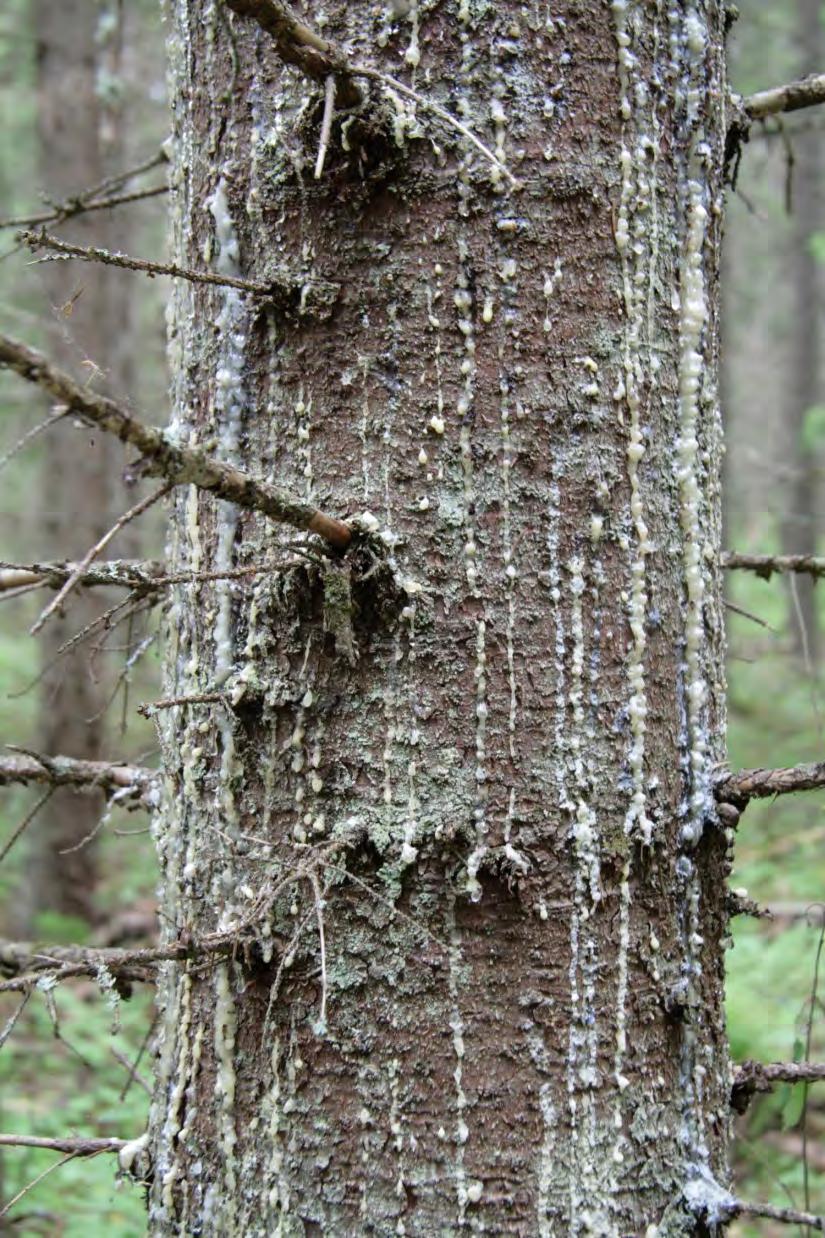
(0, 984), (152, 1235)
(801, 403), (825, 455)
(726, 550), (825, 1231)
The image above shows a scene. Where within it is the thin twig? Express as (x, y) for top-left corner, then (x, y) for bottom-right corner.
(734, 1200), (824, 1231)
(0, 147), (167, 229)
(0, 1151), (81, 1219)
(0, 184), (167, 231)
(0, 751), (156, 808)
(725, 599), (775, 631)
(137, 691), (226, 717)
(110, 1048), (153, 1097)
(30, 484), (172, 635)
(118, 1014), (157, 1101)
(744, 73), (825, 121)
(0, 1134), (127, 1155)
(0, 332), (352, 549)
(20, 229), (279, 298)
(0, 408), (68, 475)
(0, 789), (54, 866)
(0, 989), (32, 1051)
(314, 75), (336, 180)
(716, 762), (825, 807)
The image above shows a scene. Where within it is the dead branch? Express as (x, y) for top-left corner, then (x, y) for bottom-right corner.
(734, 1200), (824, 1231)
(138, 692), (226, 717)
(723, 551), (825, 580)
(0, 927), (245, 993)
(223, 0), (362, 105)
(0, 184), (167, 231)
(0, 751), (157, 807)
(732, 1060), (825, 1113)
(21, 229), (278, 298)
(0, 332), (352, 550)
(744, 73), (825, 121)
(222, 0), (519, 186)
(716, 762), (825, 807)
(0, 558), (163, 594)
(0, 1134), (127, 1156)
(0, 555), (315, 595)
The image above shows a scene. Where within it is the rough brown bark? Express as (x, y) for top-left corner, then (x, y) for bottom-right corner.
(147, 2), (731, 1233)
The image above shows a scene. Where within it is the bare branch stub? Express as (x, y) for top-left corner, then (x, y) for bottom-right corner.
(744, 72), (825, 121)
(731, 1060), (825, 1114)
(0, 332), (352, 550)
(716, 761), (825, 808)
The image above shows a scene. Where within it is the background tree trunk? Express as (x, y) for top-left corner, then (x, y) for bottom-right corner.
(148, 2), (731, 1232)
(26, 0), (132, 929)
(782, 0), (823, 666)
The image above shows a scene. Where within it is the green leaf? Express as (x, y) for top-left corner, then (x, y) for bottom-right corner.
(781, 1081), (807, 1130)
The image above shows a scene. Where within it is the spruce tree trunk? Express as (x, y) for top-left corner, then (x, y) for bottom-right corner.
(148, 2), (731, 1232)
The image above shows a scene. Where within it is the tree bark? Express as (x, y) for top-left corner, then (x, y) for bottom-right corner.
(148, 2), (731, 1233)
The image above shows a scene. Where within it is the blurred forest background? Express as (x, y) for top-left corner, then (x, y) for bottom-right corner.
(0, 1), (822, 1233)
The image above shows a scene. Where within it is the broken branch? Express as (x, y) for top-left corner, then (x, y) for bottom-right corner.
(744, 73), (825, 121)
(716, 762), (825, 807)
(0, 751), (157, 808)
(731, 1060), (825, 1113)
(0, 332), (351, 550)
(723, 551), (825, 580)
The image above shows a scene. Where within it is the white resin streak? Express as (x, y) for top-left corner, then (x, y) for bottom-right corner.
(672, 0), (717, 1172)
(446, 892), (469, 1226)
